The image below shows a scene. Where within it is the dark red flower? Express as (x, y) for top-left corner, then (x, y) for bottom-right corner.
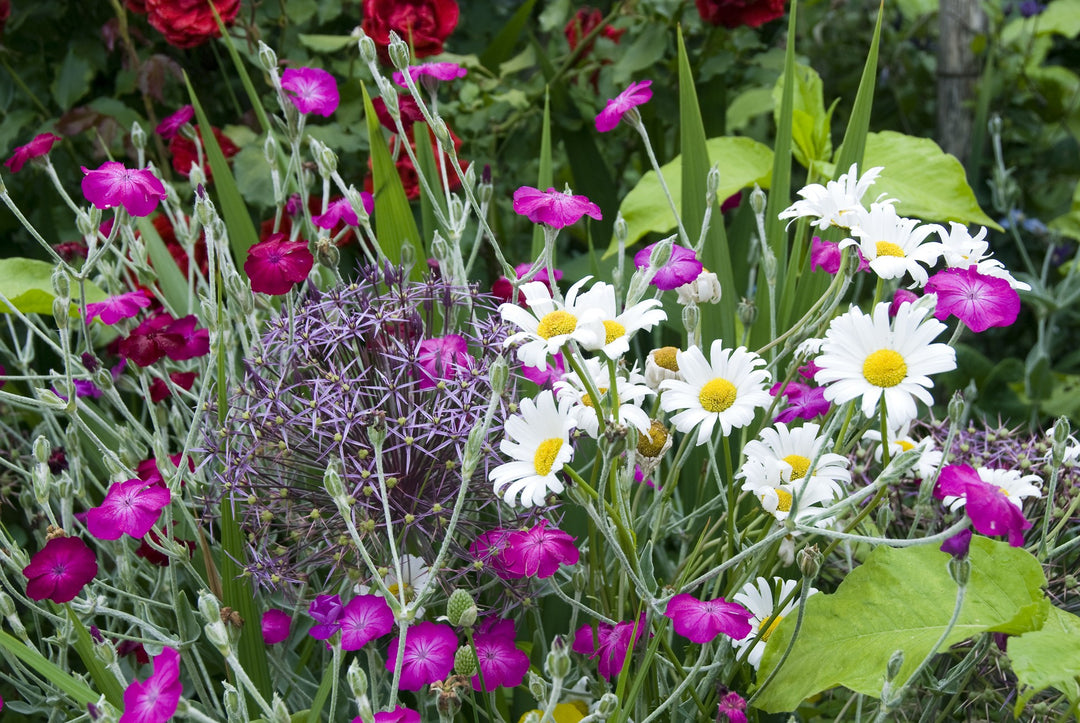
(53, 241), (89, 263)
(244, 234), (314, 295)
(565, 8), (624, 54)
(5, 133), (63, 173)
(372, 94), (425, 133)
(125, 0), (147, 13)
(136, 524), (195, 567)
(361, 0), (459, 61)
(168, 126), (238, 180)
(365, 126), (465, 201)
(151, 213), (209, 279)
(23, 536), (98, 604)
(695, 0), (787, 28)
(118, 313), (210, 367)
(149, 371), (198, 403)
(144, 0), (240, 49)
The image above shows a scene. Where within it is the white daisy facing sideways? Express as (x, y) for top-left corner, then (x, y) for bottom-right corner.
(778, 163), (893, 230)
(553, 357), (653, 438)
(499, 276), (606, 369)
(732, 577), (818, 670)
(659, 341), (771, 445)
(490, 389), (577, 508)
(842, 202), (942, 286)
(573, 280), (667, 359)
(814, 301), (956, 427)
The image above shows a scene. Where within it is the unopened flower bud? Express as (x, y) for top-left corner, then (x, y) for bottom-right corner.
(648, 238), (673, 268)
(357, 31), (377, 64)
(204, 620), (231, 654)
(400, 242), (415, 271)
(188, 163), (206, 188)
(948, 556), (970, 587)
(737, 297), (757, 328)
(446, 588), (478, 628)
(94, 639), (117, 666)
(885, 649), (905, 682)
(131, 122), (146, 151)
(527, 671), (547, 701)
(762, 246), (777, 284)
(323, 463), (345, 500)
(52, 298), (70, 329)
(947, 390), (965, 423)
(315, 236), (339, 270)
(613, 214), (628, 249)
(76, 212), (96, 237)
(224, 269), (254, 314)
(270, 695), (290, 723)
(430, 117), (451, 148)
(1052, 416), (1071, 464)
(223, 684), (242, 719)
(797, 545), (822, 579)
(347, 659), (368, 698)
(489, 355), (508, 395)
(197, 590), (221, 625)
(545, 636), (571, 679)
(92, 365), (114, 392)
(257, 41), (278, 73)
(750, 184), (767, 215)
(33, 435), (51, 464)
(0, 591), (16, 617)
(988, 114), (1003, 137)
(462, 162), (476, 191)
(596, 693), (619, 719)
(387, 31), (411, 70)
(707, 164), (721, 200)
(681, 302), (699, 335)
(194, 193), (216, 226)
(263, 133), (279, 168)
(431, 232), (450, 264)
(52, 266), (71, 298)
(454, 644), (478, 676)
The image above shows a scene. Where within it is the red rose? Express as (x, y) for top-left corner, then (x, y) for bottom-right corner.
(362, 0), (459, 62)
(144, 0), (240, 49)
(168, 126), (238, 181)
(695, 0), (787, 28)
(565, 8), (625, 54)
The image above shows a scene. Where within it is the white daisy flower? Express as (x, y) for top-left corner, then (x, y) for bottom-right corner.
(490, 390), (577, 508)
(659, 341), (771, 446)
(675, 270), (722, 305)
(645, 346), (682, 390)
(842, 202), (942, 286)
(732, 577), (818, 670)
(356, 554), (432, 615)
(554, 358), (653, 438)
(941, 466), (1042, 512)
(865, 420), (943, 479)
(778, 163), (893, 230)
(574, 280), (667, 359)
(934, 222), (1030, 291)
(500, 277), (606, 369)
(815, 301), (957, 427)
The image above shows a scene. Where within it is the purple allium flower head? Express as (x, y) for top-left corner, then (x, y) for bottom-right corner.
(308, 594), (344, 640)
(80, 162), (167, 217)
(23, 536), (98, 603)
(120, 647), (181, 723)
(155, 105), (194, 140)
(934, 464), (1031, 547)
(513, 186), (602, 229)
(208, 265), (517, 590)
(924, 266), (1020, 332)
(664, 594), (753, 644)
(86, 478), (171, 540)
(1018, 0), (1045, 17)
(386, 621), (457, 691)
(500, 519), (579, 579)
(393, 62), (468, 88)
(595, 79), (653, 133)
(634, 243), (703, 290)
(340, 595), (394, 651)
(281, 67), (340, 117)
(472, 618), (529, 691)
(261, 609), (292, 644)
(85, 291), (152, 325)
(312, 195), (374, 229)
(470, 527), (516, 579)
(5, 132), (63, 173)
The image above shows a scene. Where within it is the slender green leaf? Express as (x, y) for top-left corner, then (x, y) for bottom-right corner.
(0, 258), (106, 315)
(185, 75), (261, 277)
(0, 629), (100, 707)
(530, 89), (553, 259)
(362, 82), (423, 277)
(305, 656), (337, 723)
(208, 5), (271, 134)
(135, 217), (189, 316)
(479, 0), (539, 72)
(68, 606), (125, 707)
(832, 2), (883, 175)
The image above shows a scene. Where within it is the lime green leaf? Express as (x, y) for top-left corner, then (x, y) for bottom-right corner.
(1050, 177), (1080, 241)
(754, 537), (1046, 713)
(607, 137), (773, 255)
(772, 63), (834, 168)
(0, 629), (100, 707)
(298, 34), (355, 53)
(0, 258), (106, 314)
(726, 87), (774, 134)
(1009, 605), (1080, 708)
(863, 131), (1002, 231)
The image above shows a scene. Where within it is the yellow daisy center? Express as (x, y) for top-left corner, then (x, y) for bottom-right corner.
(603, 320), (626, 345)
(581, 387), (608, 408)
(387, 582), (413, 601)
(534, 438), (563, 476)
(653, 346), (680, 372)
(897, 440), (915, 452)
(637, 420), (669, 458)
(536, 310), (577, 340)
(759, 614), (784, 642)
(699, 378), (737, 413)
(875, 241), (905, 257)
(782, 454), (811, 480)
(862, 349), (907, 388)
(762, 488), (793, 512)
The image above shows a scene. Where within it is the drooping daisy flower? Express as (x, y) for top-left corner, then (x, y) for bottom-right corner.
(500, 277), (606, 369)
(815, 302), (956, 426)
(731, 577), (817, 670)
(842, 202), (942, 286)
(554, 357), (653, 438)
(490, 389), (577, 508)
(934, 222), (1030, 291)
(645, 346), (682, 390)
(574, 280), (666, 359)
(778, 163), (892, 230)
(659, 342), (771, 445)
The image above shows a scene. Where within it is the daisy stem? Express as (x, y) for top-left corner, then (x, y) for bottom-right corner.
(872, 276), (885, 307)
(756, 249), (852, 358)
(879, 399), (891, 468)
(564, 346), (606, 435)
(832, 401), (857, 455)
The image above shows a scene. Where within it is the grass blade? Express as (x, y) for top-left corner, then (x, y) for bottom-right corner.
(0, 629), (100, 708)
(479, 0), (539, 72)
(67, 606), (125, 707)
(136, 216), (189, 316)
(530, 88), (553, 259)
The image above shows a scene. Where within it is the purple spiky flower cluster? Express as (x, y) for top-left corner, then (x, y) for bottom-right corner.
(209, 264), (516, 590)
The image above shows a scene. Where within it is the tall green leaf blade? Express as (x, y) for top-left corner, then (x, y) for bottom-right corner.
(68, 606), (125, 707)
(754, 538), (1047, 713)
(530, 89), (553, 259)
(185, 75), (261, 277)
(479, 0), (539, 72)
(136, 217), (190, 316)
(0, 629), (100, 707)
(412, 121), (447, 244)
(208, 3), (271, 133)
(362, 81), (423, 278)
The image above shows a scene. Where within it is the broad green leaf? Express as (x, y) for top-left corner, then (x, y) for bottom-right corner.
(772, 63), (834, 169)
(605, 137), (773, 254)
(0, 629), (100, 707)
(0, 257), (106, 314)
(298, 34), (355, 54)
(1008, 605), (1080, 708)
(1049, 177), (1080, 241)
(726, 87), (774, 133)
(864, 131), (1002, 231)
(754, 537), (1047, 713)
(51, 48), (93, 111)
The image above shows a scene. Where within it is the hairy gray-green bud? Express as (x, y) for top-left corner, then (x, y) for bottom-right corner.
(527, 671), (547, 701)
(204, 620), (231, 654)
(648, 238), (673, 268)
(197, 589), (221, 625)
(445, 588), (478, 628)
(596, 693), (619, 719)
(613, 213), (628, 248)
(263, 132), (279, 168)
(131, 122), (147, 151)
(357, 31), (377, 65)
(347, 659), (368, 698)
(323, 463), (345, 501)
(737, 297), (757, 328)
(1052, 416), (1072, 464)
(750, 184), (767, 215)
(33, 435), (51, 465)
(544, 635), (570, 679)
(51, 266), (71, 298)
(706, 164), (721, 200)
(489, 355), (509, 396)
(797, 545), (822, 580)
(387, 31), (411, 69)
(948, 556), (971, 587)
(257, 41), (278, 73)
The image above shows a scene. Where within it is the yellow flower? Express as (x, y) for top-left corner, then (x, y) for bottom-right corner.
(518, 701), (589, 723)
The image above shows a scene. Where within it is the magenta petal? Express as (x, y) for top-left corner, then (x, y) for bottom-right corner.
(634, 243), (704, 290)
(244, 235), (315, 295)
(809, 236), (841, 274)
(120, 647), (181, 723)
(339, 595), (394, 651)
(666, 594), (754, 644)
(87, 478), (171, 540)
(23, 536), (98, 603)
(85, 291), (152, 325)
(925, 267), (1020, 332)
(501, 520), (579, 579)
(472, 621), (529, 691)
(261, 609), (292, 644)
(595, 80), (653, 133)
(512, 186), (602, 229)
(386, 621), (457, 691)
(80, 162), (166, 217)
(281, 67), (340, 117)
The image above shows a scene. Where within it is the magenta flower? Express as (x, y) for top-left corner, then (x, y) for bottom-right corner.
(281, 67), (340, 117)
(501, 520), (579, 579)
(119, 646), (181, 723)
(512, 186), (602, 229)
(262, 609), (292, 644)
(717, 691), (748, 723)
(23, 536), (98, 603)
(340, 595), (394, 651)
(386, 621), (457, 691)
(521, 351), (565, 387)
(244, 234), (314, 295)
(939, 529), (973, 559)
(5, 132), (63, 173)
(470, 528), (516, 579)
(362, 708), (421, 723)
(86, 478), (172, 541)
(889, 288), (919, 317)
(416, 335), (472, 389)
(472, 618), (529, 692)
(573, 615), (647, 680)
(149, 371), (198, 404)
(84, 291), (152, 325)
(769, 381), (830, 423)
(595, 80), (653, 133)
(924, 266), (1020, 332)
(393, 62), (468, 88)
(312, 195), (374, 229)
(155, 106), (194, 140)
(633, 242), (703, 291)
(810, 236), (869, 274)
(119, 313), (210, 366)
(308, 594), (344, 640)
(934, 464), (1031, 547)
(80, 162), (167, 217)
(664, 594), (753, 644)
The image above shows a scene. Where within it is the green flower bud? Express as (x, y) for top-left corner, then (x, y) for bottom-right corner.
(797, 544), (822, 580)
(1052, 416), (1071, 464)
(737, 297), (757, 328)
(544, 635), (570, 679)
(750, 184), (767, 215)
(131, 122), (147, 151)
(263, 132), (279, 168)
(489, 355), (509, 396)
(387, 31), (411, 69)
(648, 238), (672, 268)
(527, 671), (547, 701)
(324, 463), (345, 501)
(948, 556), (970, 587)
(681, 302), (699, 334)
(597, 693), (619, 719)
(33, 435), (51, 464)
(51, 266), (70, 298)
(613, 213), (628, 248)
(885, 649), (905, 682)
(707, 164), (721, 200)
(204, 620), (231, 654)
(257, 41), (278, 73)
(347, 659), (368, 698)
(357, 32), (377, 65)
(454, 644), (478, 677)
(197, 589), (221, 625)
(446, 588), (478, 628)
